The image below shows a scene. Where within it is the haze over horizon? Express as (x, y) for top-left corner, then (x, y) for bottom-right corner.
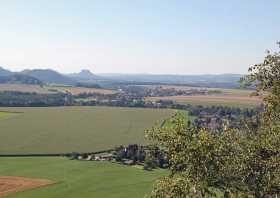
(0, 1), (279, 75)
(0, 66), (245, 76)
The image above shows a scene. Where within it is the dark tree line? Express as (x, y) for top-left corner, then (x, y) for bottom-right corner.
(114, 144), (168, 170)
(0, 91), (72, 106)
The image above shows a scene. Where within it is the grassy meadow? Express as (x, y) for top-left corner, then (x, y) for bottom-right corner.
(0, 111), (21, 120)
(0, 157), (166, 198)
(0, 106), (174, 154)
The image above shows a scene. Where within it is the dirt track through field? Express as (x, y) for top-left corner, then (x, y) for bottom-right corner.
(0, 176), (53, 197)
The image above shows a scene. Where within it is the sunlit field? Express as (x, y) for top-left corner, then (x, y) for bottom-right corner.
(0, 106), (174, 154)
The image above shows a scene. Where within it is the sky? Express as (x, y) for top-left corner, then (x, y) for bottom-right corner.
(0, 0), (279, 75)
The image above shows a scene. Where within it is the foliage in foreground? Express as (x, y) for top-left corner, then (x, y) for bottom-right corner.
(145, 43), (280, 197)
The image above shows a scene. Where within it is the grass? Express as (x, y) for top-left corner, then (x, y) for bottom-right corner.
(0, 106), (174, 154)
(0, 157), (166, 198)
(0, 111), (20, 120)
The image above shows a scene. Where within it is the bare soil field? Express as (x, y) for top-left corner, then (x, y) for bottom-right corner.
(147, 94), (262, 107)
(58, 86), (117, 95)
(0, 176), (53, 197)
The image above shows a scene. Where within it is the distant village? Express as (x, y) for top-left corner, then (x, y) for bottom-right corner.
(68, 144), (168, 171)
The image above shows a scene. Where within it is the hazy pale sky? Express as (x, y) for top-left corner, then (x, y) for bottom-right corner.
(0, 0), (279, 74)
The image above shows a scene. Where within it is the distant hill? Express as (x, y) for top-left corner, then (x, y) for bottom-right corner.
(0, 67), (99, 86)
(0, 67), (13, 76)
(99, 73), (244, 88)
(68, 69), (100, 81)
(22, 69), (76, 85)
(0, 67), (43, 85)
(0, 74), (43, 85)
(0, 66), (245, 88)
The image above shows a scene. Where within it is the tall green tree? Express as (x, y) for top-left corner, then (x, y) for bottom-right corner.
(241, 42), (280, 197)
(146, 43), (280, 198)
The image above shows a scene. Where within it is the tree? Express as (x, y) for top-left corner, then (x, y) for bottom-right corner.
(240, 42), (280, 197)
(146, 114), (246, 197)
(143, 153), (157, 171)
(241, 42), (280, 124)
(146, 43), (280, 198)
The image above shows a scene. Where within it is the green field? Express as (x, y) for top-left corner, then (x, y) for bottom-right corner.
(0, 106), (174, 154)
(0, 157), (166, 198)
(0, 111), (20, 120)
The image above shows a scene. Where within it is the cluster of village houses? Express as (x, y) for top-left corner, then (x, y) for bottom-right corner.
(69, 144), (168, 169)
(69, 151), (136, 166)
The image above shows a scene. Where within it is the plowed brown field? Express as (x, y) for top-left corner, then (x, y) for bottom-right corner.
(0, 176), (53, 197)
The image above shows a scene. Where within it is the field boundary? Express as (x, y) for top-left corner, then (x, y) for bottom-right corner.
(0, 154), (65, 157)
(0, 149), (115, 157)
(0, 111), (23, 114)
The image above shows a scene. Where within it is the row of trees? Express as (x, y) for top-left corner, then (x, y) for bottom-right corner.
(114, 144), (168, 170)
(0, 91), (72, 106)
(145, 44), (280, 197)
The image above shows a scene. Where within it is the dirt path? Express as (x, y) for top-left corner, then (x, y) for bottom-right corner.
(0, 176), (53, 197)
